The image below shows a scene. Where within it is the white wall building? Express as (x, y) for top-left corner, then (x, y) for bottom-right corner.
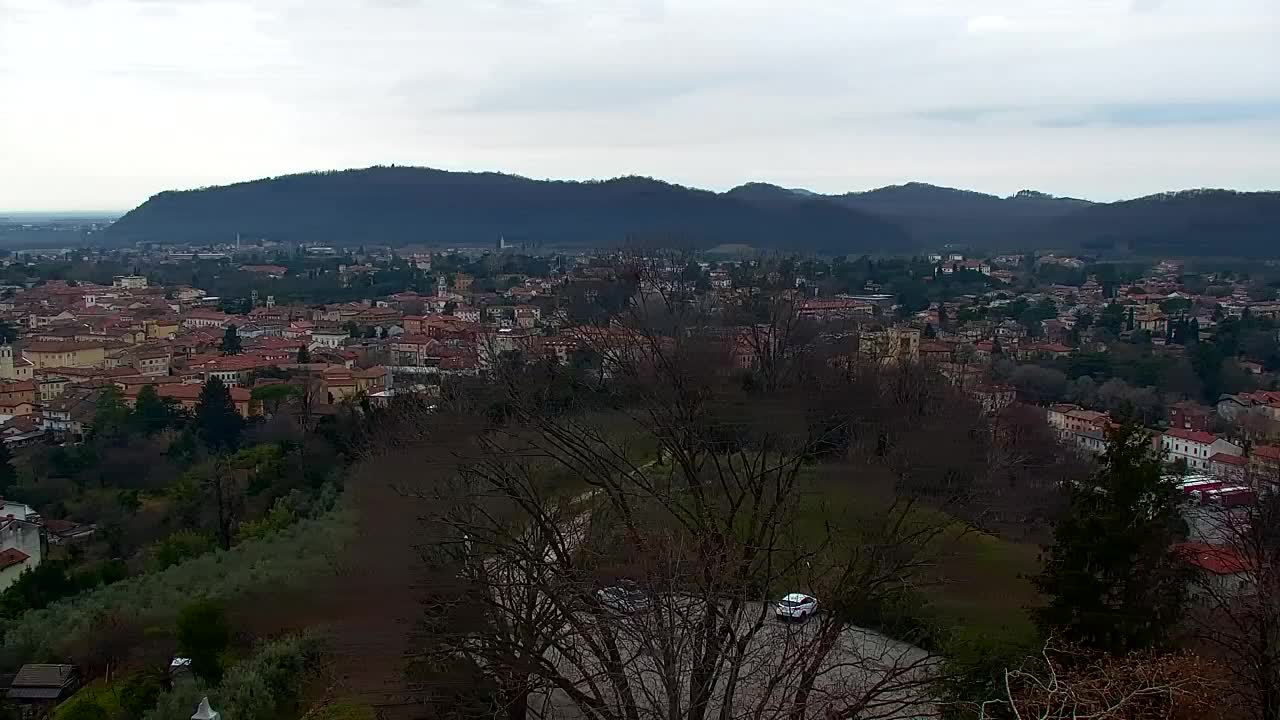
(0, 518), (43, 592)
(1162, 429), (1242, 473)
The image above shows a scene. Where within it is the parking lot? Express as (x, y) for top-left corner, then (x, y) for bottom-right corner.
(524, 596), (937, 720)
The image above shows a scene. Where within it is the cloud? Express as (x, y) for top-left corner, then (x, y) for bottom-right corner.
(0, 0), (1278, 210)
(1040, 101), (1280, 128)
(965, 14), (1016, 33)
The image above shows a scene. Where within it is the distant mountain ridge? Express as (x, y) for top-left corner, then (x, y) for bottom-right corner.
(107, 167), (909, 254)
(105, 167), (1280, 256)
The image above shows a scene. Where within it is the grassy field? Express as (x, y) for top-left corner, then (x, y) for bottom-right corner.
(793, 465), (1044, 645)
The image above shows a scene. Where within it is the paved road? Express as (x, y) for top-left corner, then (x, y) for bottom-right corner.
(527, 598), (936, 720)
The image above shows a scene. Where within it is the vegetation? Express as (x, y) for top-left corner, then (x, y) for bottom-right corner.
(106, 167), (909, 253)
(144, 633), (320, 720)
(0, 507), (351, 670)
(1033, 424), (1189, 653)
(176, 599), (231, 685)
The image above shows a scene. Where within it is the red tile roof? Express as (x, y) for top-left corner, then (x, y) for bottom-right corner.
(1210, 453), (1246, 466)
(1253, 445), (1280, 461)
(155, 383), (251, 403)
(1165, 428), (1218, 444)
(1175, 542), (1248, 575)
(0, 548), (30, 570)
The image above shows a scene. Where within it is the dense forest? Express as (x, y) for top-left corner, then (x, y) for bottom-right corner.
(104, 168), (909, 253)
(104, 167), (1280, 256)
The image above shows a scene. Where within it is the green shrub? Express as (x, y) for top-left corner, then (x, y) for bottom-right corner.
(150, 530), (215, 571)
(0, 508), (352, 669)
(144, 633), (320, 720)
(177, 600), (230, 685)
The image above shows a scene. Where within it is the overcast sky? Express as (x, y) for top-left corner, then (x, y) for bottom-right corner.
(1, 0), (1277, 211)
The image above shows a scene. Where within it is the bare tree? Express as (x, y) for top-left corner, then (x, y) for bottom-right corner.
(979, 640), (1224, 720)
(376, 271), (1023, 720)
(1184, 476), (1280, 720)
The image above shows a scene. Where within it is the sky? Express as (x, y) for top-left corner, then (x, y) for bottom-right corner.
(1, 0), (1278, 211)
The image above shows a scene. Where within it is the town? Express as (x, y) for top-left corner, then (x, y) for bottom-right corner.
(0, 239), (1277, 718)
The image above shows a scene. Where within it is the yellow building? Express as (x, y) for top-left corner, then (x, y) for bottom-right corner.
(146, 318), (180, 340)
(21, 342), (108, 369)
(0, 345), (34, 381)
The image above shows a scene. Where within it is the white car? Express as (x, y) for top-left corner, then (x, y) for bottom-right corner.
(774, 593), (818, 621)
(597, 583), (650, 614)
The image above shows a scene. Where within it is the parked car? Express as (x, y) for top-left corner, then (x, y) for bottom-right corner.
(774, 592), (818, 621)
(597, 582), (650, 613)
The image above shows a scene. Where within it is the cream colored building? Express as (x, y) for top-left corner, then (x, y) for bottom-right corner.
(0, 345), (34, 381)
(22, 342), (107, 369)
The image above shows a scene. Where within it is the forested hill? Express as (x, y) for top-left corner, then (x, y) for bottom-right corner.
(1038, 189), (1280, 256)
(105, 167), (910, 253)
(830, 183), (1093, 247)
(105, 167), (1280, 255)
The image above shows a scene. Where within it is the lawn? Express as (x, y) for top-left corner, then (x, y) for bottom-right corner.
(793, 463), (1044, 644)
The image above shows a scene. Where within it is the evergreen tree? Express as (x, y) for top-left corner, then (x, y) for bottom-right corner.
(0, 441), (14, 496)
(296, 344), (311, 364)
(176, 599), (230, 685)
(220, 324), (242, 355)
(194, 378), (243, 453)
(1125, 307), (1135, 332)
(131, 384), (170, 435)
(90, 385), (130, 443)
(1032, 423), (1189, 653)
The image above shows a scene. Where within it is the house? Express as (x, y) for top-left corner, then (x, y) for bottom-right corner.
(0, 516), (43, 592)
(309, 328), (348, 351)
(1210, 452), (1247, 482)
(21, 342), (107, 369)
(858, 327), (921, 364)
(0, 345), (34, 381)
(112, 275), (148, 289)
(146, 383), (255, 418)
(181, 309), (229, 329)
(34, 371), (68, 399)
(1, 416), (45, 449)
(1218, 390), (1280, 422)
(795, 298), (873, 321)
(1046, 405), (1113, 436)
(147, 315), (184, 338)
(5, 664), (80, 710)
(970, 384), (1016, 414)
(1248, 445), (1280, 481)
(0, 548), (34, 590)
(40, 519), (96, 545)
(514, 305), (541, 329)
(1169, 403), (1213, 432)
(0, 380), (36, 408)
(1176, 542), (1252, 599)
(40, 387), (103, 438)
(452, 305), (482, 323)
(1068, 429), (1107, 455)
(238, 264), (288, 278)
(132, 349), (172, 376)
(917, 340), (954, 364)
(1162, 429), (1242, 473)
(1014, 342), (1072, 361)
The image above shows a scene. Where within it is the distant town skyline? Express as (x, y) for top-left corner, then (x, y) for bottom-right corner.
(1, 0), (1277, 211)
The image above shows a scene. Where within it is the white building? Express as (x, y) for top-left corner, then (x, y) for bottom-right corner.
(309, 329), (348, 351)
(0, 517), (43, 592)
(1162, 429), (1243, 473)
(112, 275), (148, 289)
(0, 345), (34, 382)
